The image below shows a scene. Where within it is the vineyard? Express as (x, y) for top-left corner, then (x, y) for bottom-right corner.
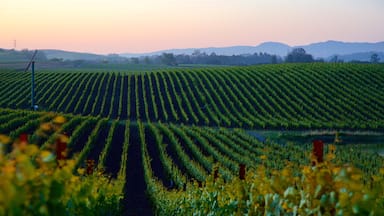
(1, 63), (384, 129)
(1, 63), (384, 215)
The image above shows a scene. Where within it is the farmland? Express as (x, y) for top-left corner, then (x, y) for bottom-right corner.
(1, 63), (384, 129)
(1, 63), (384, 215)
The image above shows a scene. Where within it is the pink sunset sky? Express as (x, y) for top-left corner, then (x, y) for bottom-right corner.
(1, 0), (384, 54)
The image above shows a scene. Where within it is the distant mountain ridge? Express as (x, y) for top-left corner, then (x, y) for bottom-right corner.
(299, 41), (384, 58)
(3, 40), (382, 62)
(120, 40), (384, 61)
(332, 51), (384, 62)
(42, 49), (105, 61)
(121, 42), (292, 58)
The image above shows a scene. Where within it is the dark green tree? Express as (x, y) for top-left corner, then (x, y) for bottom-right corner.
(130, 57), (139, 64)
(371, 53), (380, 63)
(144, 56), (151, 64)
(285, 48), (314, 63)
(161, 53), (177, 66)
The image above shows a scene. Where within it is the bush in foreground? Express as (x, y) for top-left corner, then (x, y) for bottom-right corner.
(0, 117), (123, 216)
(151, 146), (384, 215)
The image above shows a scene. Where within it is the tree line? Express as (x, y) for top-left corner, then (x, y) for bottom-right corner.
(139, 48), (381, 66)
(1, 47), (381, 68)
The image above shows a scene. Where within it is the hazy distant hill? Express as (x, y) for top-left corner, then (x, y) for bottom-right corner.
(121, 40), (384, 62)
(121, 42), (291, 57)
(299, 41), (384, 59)
(330, 51), (384, 62)
(0, 48), (47, 62)
(0, 50), (30, 62)
(41, 49), (106, 61)
(2, 40), (384, 63)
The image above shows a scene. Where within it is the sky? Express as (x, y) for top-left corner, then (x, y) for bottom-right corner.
(1, 0), (384, 54)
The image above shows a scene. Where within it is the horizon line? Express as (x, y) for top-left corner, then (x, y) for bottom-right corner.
(2, 39), (384, 56)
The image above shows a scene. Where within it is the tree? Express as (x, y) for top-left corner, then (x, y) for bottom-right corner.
(130, 57), (139, 64)
(371, 53), (380, 63)
(329, 55), (344, 63)
(192, 50), (201, 56)
(161, 53), (177, 66)
(271, 55), (278, 64)
(285, 48), (314, 63)
(144, 56), (151, 64)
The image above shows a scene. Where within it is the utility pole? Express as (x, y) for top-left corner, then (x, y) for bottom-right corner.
(24, 50), (38, 111)
(31, 61), (36, 110)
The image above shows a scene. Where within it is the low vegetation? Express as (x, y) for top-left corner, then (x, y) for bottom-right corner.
(0, 63), (383, 214)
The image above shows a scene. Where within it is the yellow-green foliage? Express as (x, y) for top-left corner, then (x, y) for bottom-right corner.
(152, 146), (384, 215)
(0, 118), (123, 216)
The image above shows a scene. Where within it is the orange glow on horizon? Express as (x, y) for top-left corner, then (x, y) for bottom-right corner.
(1, 0), (384, 54)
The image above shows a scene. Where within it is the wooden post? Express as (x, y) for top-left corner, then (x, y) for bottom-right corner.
(313, 140), (324, 165)
(16, 133), (29, 152)
(20, 133), (28, 143)
(213, 167), (219, 182)
(239, 164), (246, 180)
(86, 159), (95, 175)
(197, 180), (202, 187)
(56, 137), (67, 161)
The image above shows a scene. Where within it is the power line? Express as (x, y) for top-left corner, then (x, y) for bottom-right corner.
(24, 50), (38, 72)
